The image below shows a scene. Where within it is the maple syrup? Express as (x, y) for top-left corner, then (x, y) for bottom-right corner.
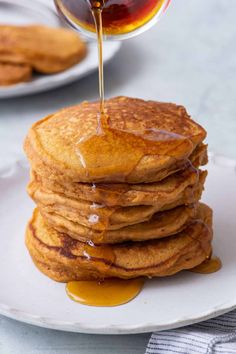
(54, 0), (220, 308)
(55, 0), (169, 37)
(87, 200), (117, 231)
(65, 1), (192, 306)
(83, 241), (116, 272)
(66, 278), (144, 306)
(73, 1), (192, 183)
(91, 3), (105, 114)
(190, 256), (222, 274)
(76, 114), (193, 182)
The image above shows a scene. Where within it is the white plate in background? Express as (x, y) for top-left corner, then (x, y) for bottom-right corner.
(0, 154), (236, 334)
(0, 0), (121, 98)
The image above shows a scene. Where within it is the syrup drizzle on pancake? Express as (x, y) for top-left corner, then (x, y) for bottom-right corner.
(77, 113), (193, 182)
(66, 278), (144, 306)
(76, 2), (193, 184)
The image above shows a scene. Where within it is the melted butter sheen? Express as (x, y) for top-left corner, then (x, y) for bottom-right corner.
(190, 256), (222, 274)
(66, 279), (144, 306)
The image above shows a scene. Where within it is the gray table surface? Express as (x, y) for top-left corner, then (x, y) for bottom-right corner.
(0, 0), (236, 353)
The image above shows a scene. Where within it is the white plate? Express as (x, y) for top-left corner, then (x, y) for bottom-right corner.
(0, 154), (236, 334)
(0, 0), (121, 98)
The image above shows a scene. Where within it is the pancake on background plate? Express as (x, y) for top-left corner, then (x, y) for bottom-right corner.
(0, 25), (87, 86)
(0, 62), (31, 85)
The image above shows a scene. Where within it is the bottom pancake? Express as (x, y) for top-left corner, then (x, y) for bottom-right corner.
(25, 204), (213, 282)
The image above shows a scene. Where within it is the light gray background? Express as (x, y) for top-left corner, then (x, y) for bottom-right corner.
(0, 0), (236, 353)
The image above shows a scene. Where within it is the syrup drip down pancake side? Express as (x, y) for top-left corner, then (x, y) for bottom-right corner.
(27, 170), (207, 236)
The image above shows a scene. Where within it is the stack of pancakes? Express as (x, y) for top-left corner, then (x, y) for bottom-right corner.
(0, 25), (87, 85)
(24, 97), (213, 282)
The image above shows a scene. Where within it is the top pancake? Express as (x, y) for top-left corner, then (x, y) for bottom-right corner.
(0, 25), (87, 74)
(24, 97), (207, 183)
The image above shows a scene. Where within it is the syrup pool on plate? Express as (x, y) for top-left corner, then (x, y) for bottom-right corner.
(66, 278), (144, 306)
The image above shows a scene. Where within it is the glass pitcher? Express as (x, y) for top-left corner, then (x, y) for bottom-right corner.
(54, 0), (171, 40)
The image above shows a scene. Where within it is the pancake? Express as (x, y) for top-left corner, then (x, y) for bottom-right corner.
(0, 51), (30, 65)
(24, 97), (207, 183)
(31, 149), (207, 207)
(40, 204), (196, 244)
(191, 143), (208, 167)
(25, 140), (205, 185)
(0, 62), (32, 85)
(25, 204), (213, 281)
(0, 25), (87, 74)
(28, 170), (207, 231)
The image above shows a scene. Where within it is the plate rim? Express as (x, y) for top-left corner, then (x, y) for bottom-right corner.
(0, 153), (236, 334)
